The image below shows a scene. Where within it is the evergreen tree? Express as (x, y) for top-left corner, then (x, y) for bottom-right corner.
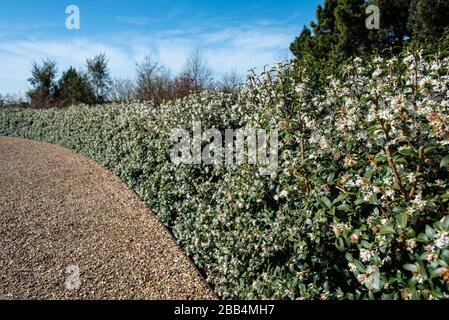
(290, 26), (314, 61)
(334, 0), (368, 57)
(290, 0), (449, 63)
(310, 0), (339, 60)
(370, 0), (412, 50)
(26, 59), (59, 108)
(57, 67), (95, 106)
(86, 53), (112, 103)
(409, 0), (449, 42)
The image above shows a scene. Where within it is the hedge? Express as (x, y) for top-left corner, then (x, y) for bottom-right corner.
(1, 51), (448, 300)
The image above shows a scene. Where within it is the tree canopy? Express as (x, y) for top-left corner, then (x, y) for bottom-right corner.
(291, 0), (449, 61)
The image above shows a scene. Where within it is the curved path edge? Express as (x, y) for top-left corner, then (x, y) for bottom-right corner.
(0, 136), (216, 300)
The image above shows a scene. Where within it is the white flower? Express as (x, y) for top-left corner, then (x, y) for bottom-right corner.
(434, 232), (449, 249)
(372, 68), (382, 78)
(391, 95), (406, 109)
(374, 57), (384, 64)
(406, 239), (417, 253)
(348, 262), (357, 273)
(278, 190), (288, 199)
(357, 274), (367, 285)
(411, 193), (426, 210)
(385, 189), (395, 199)
(360, 248), (374, 262)
(413, 273), (425, 284)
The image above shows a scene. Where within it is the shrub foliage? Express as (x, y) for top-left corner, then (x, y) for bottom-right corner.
(1, 51), (448, 299)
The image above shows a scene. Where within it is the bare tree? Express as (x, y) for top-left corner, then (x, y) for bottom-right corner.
(110, 77), (136, 102)
(0, 93), (27, 108)
(217, 70), (243, 93)
(135, 55), (173, 104)
(180, 49), (213, 93)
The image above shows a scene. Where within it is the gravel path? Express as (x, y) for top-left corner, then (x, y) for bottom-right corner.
(0, 136), (215, 300)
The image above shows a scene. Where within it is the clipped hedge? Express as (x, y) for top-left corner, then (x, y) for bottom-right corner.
(1, 51), (449, 300)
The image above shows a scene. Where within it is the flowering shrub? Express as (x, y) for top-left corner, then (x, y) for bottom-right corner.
(1, 51), (448, 299)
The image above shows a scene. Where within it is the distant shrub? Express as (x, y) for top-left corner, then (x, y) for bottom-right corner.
(1, 50), (448, 300)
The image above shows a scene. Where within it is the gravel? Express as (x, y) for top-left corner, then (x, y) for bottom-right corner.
(0, 136), (216, 300)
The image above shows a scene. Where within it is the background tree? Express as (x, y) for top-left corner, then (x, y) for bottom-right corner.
(180, 49), (213, 93)
(134, 55), (172, 104)
(27, 59), (59, 108)
(290, 0), (449, 90)
(110, 77), (136, 102)
(57, 67), (96, 106)
(409, 0), (449, 42)
(0, 93), (25, 108)
(217, 71), (243, 94)
(86, 53), (111, 103)
(291, 0), (449, 63)
(334, 0), (369, 56)
(370, 0), (412, 50)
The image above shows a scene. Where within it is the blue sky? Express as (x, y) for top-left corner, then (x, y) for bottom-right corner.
(0, 0), (322, 95)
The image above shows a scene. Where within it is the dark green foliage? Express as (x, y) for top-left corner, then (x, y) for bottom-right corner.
(25, 54), (113, 108)
(57, 67), (96, 105)
(86, 53), (112, 103)
(409, 0), (449, 43)
(290, 0), (449, 89)
(334, 0), (368, 56)
(26, 59), (60, 108)
(371, 0), (411, 50)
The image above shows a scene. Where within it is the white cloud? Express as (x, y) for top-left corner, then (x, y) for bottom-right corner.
(0, 39), (136, 95)
(0, 23), (297, 94)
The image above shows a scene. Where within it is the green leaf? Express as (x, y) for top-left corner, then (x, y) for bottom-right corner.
(345, 252), (353, 262)
(431, 267), (447, 279)
(396, 212), (408, 229)
(404, 264), (418, 272)
(399, 148), (414, 156)
(441, 155), (449, 168)
(392, 207), (405, 214)
(319, 196), (332, 210)
(441, 216), (449, 232)
(416, 233), (429, 242)
(336, 237), (345, 252)
(337, 203), (350, 211)
(353, 259), (366, 273)
(440, 192), (449, 203)
(380, 226), (396, 235)
(424, 146), (435, 154)
(364, 166), (374, 180)
(425, 225), (435, 239)
(441, 250), (449, 265)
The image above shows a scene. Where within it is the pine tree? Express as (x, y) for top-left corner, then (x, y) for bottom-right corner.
(57, 67), (96, 106)
(409, 0), (449, 42)
(369, 0), (412, 50)
(290, 26), (315, 61)
(334, 0), (368, 56)
(290, 0), (448, 62)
